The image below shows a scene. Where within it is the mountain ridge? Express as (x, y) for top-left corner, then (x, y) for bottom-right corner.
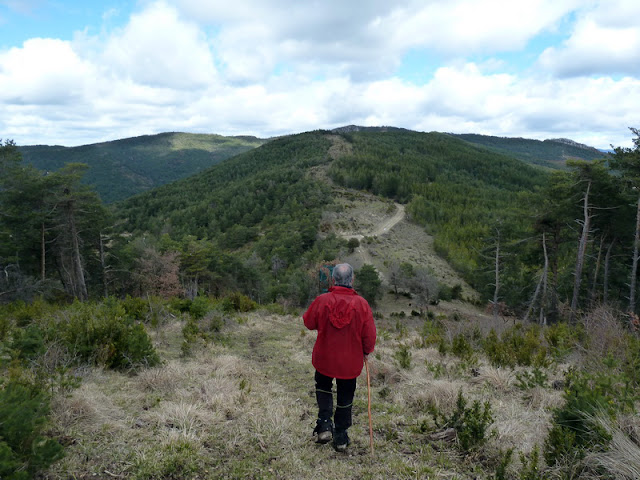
(18, 132), (266, 203)
(16, 127), (603, 204)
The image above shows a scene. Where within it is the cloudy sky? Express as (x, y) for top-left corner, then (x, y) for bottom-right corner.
(1, 0), (639, 149)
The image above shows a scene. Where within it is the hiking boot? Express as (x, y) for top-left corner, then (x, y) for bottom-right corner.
(333, 430), (350, 452)
(313, 419), (333, 444)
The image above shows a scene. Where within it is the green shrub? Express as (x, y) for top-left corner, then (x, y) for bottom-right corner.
(516, 367), (548, 390)
(620, 335), (640, 387)
(451, 284), (463, 301)
(421, 319), (445, 348)
(394, 344), (412, 369)
(438, 284), (453, 301)
(429, 391), (494, 452)
(544, 322), (583, 360)
(189, 296), (210, 319)
(222, 292), (257, 313)
(451, 333), (474, 360)
(181, 317), (200, 357)
(483, 325), (547, 368)
(0, 313), (11, 342)
(0, 381), (64, 478)
(518, 446), (545, 480)
(56, 300), (159, 369)
(7, 298), (52, 328)
(543, 366), (630, 466)
(492, 448), (513, 480)
(10, 324), (45, 361)
(483, 329), (515, 367)
(181, 311), (225, 356)
(426, 361), (447, 379)
(168, 297), (192, 314)
(355, 263), (382, 305)
(121, 295), (150, 321)
(438, 338), (449, 356)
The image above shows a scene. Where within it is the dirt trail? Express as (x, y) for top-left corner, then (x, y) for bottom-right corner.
(343, 204), (405, 241)
(320, 134), (478, 300)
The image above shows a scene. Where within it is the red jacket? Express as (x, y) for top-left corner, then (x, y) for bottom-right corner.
(303, 286), (377, 379)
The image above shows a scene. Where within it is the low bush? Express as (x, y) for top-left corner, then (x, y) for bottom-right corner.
(189, 296), (210, 319)
(0, 381), (64, 478)
(544, 322), (584, 360)
(121, 295), (150, 321)
(483, 325), (547, 368)
(451, 333), (474, 360)
(394, 344), (412, 369)
(222, 292), (257, 313)
(10, 324), (45, 361)
(543, 364), (634, 468)
(420, 319), (445, 348)
(53, 300), (160, 369)
(429, 391), (494, 452)
(6, 298), (52, 328)
(515, 367), (548, 391)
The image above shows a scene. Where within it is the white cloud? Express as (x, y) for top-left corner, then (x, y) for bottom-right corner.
(0, 38), (95, 105)
(0, 0), (638, 150)
(538, 0), (640, 76)
(101, 1), (217, 89)
(174, 0), (580, 82)
(390, 0), (581, 54)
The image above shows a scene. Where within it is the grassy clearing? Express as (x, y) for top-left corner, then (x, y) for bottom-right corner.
(37, 307), (586, 480)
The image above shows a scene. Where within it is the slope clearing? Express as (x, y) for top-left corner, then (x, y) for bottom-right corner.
(45, 309), (562, 479)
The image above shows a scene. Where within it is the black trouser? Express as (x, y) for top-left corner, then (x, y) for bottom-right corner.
(315, 370), (357, 432)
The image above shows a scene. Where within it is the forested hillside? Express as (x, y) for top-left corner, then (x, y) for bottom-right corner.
(4, 129), (640, 479)
(328, 130), (548, 303)
(115, 131), (341, 303)
(4, 127), (639, 320)
(19, 132), (265, 203)
(453, 133), (605, 169)
(111, 128), (640, 318)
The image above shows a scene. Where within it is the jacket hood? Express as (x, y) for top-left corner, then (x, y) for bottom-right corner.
(328, 286), (357, 329)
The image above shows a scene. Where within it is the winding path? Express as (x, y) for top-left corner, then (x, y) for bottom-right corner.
(344, 204), (405, 241)
(340, 204), (406, 284)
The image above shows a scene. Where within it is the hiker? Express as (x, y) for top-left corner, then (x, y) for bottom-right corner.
(303, 263), (377, 451)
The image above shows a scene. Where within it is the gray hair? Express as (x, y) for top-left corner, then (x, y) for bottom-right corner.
(332, 263), (354, 287)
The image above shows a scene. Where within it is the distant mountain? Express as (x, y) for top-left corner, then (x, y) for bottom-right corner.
(19, 132), (265, 203)
(117, 129), (547, 299)
(451, 133), (606, 169)
(331, 125), (412, 134)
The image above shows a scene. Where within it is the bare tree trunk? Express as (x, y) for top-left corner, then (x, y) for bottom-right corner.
(630, 195), (640, 312)
(524, 271), (542, 323)
(589, 234), (605, 305)
(570, 181), (591, 323)
(67, 200), (88, 301)
(99, 232), (108, 298)
(603, 238), (615, 306)
(524, 233), (549, 325)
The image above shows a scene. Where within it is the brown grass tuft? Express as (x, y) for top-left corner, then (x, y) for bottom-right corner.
(582, 413), (640, 479)
(471, 366), (514, 392)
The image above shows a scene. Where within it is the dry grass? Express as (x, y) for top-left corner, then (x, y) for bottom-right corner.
(581, 413), (640, 479)
(471, 365), (515, 392)
(42, 307), (621, 480)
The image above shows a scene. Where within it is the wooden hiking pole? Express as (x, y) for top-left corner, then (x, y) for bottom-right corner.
(364, 355), (374, 456)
